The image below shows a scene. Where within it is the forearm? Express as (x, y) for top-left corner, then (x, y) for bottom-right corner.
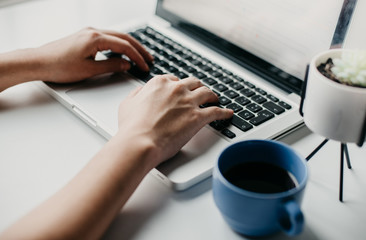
(0, 132), (158, 240)
(0, 48), (46, 92)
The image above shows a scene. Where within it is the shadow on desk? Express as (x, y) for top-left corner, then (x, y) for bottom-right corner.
(0, 83), (52, 111)
(102, 176), (213, 239)
(258, 226), (320, 240)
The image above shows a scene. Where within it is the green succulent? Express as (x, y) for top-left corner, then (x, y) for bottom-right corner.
(331, 50), (366, 87)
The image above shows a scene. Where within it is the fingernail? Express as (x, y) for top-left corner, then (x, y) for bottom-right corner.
(143, 63), (149, 72)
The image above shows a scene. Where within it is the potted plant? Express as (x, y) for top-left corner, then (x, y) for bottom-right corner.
(302, 49), (366, 146)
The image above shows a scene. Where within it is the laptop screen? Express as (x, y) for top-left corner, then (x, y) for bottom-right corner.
(156, 0), (357, 94)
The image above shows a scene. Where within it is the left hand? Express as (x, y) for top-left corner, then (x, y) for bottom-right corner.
(37, 27), (154, 83)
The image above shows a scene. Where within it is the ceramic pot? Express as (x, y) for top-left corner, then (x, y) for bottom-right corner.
(302, 49), (366, 144)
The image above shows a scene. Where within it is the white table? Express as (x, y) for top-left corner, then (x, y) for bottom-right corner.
(1, 1), (366, 239)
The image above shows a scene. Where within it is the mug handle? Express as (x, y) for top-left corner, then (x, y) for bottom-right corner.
(280, 200), (304, 236)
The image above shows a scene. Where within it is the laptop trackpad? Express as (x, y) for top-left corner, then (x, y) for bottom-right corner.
(66, 73), (141, 134)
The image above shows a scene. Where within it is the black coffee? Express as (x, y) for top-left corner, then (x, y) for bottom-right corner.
(224, 162), (298, 193)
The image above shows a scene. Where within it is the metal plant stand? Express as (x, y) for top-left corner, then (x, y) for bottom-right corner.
(305, 139), (352, 202)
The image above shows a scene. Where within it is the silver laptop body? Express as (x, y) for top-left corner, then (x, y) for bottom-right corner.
(39, 0), (357, 190)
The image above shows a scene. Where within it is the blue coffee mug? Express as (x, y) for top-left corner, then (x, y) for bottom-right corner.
(212, 140), (308, 237)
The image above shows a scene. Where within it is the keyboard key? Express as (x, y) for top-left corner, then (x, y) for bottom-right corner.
(200, 65), (213, 72)
(231, 115), (253, 132)
(156, 59), (170, 68)
(150, 66), (164, 75)
(194, 71), (207, 79)
(226, 103), (243, 113)
(222, 69), (234, 76)
(203, 77), (217, 86)
(219, 96), (231, 105)
(166, 65), (179, 73)
(212, 63), (223, 70)
(235, 96), (250, 106)
(209, 71), (223, 78)
(219, 77), (233, 84)
(182, 54), (193, 61)
(267, 94), (279, 102)
(278, 101), (292, 109)
(251, 95), (267, 104)
(263, 102), (285, 115)
(213, 90), (220, 96)
(238, 110), (255, 120)
(210, 120), (227, 131)
(255, 87), (267, 95)
(213, 83), (228, 92)
(224, 90), (239, 99)
(221, 129), (236, 139)
(177, 61), (188, 67)
(244, 81), (256, 88)
(249, 110), (274, 126)
(229, 82), (244, 90)
(167, 55), (178, 62)
(157, 49), (169, 58)
(172, 49), (183, 54)
(191, 59), (203, 66)
(246, 103), (263, 113)
(240, 88), (255, 97)
(176, 71), (189, 79)
(233, 75), (244, 82)
(184, 66), (197, 73)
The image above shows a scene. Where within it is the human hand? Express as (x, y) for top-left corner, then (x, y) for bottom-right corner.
(37, 27), (153, 83)
(116, 75), (234, 169)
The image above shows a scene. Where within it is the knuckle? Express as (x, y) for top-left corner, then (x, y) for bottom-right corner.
(152, 74), (168, 82)
(83, 28), (102, 42)
(83, 26), (95, 32)
(172, 82), (186, 94)
(191, 109), (203, 122)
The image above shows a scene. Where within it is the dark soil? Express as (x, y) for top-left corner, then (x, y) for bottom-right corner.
(317, 58), (365, 88)
(317, 58), (338, 81)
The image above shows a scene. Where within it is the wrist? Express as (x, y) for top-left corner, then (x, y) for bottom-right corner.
(0, 48), (47, 91)
(110, 131), (162, 174)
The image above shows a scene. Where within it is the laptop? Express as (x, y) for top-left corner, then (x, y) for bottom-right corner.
(39, 0), (357, 191)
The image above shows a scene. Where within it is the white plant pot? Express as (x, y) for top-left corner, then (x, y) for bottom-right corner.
(303, 49), (366, 144)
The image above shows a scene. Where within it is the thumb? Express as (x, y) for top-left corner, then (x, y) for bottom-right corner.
(87, 58), (131, 76)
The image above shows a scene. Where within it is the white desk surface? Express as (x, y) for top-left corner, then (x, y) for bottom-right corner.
(1, 1), (366, 239)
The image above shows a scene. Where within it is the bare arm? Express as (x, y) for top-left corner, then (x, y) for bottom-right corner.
(0, 27), (153, 92)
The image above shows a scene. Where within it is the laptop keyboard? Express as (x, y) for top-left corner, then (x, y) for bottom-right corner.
(127, 26), (292, 139)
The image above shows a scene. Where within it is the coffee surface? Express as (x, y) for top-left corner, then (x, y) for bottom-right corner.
(224, 162), (297, 193)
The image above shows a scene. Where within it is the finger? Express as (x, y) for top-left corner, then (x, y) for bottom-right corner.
(97, 34), (149, 71)
(85, 58), (131, 76)
(200, 107), (234, 123)
(191, 86), (219, 105)
(98, 29), (154, 63)
(151, 74), (179, 82)
(181, 77), (203, 90)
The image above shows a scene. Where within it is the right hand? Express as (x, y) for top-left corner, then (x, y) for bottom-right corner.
(116, 75), (234, 168)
